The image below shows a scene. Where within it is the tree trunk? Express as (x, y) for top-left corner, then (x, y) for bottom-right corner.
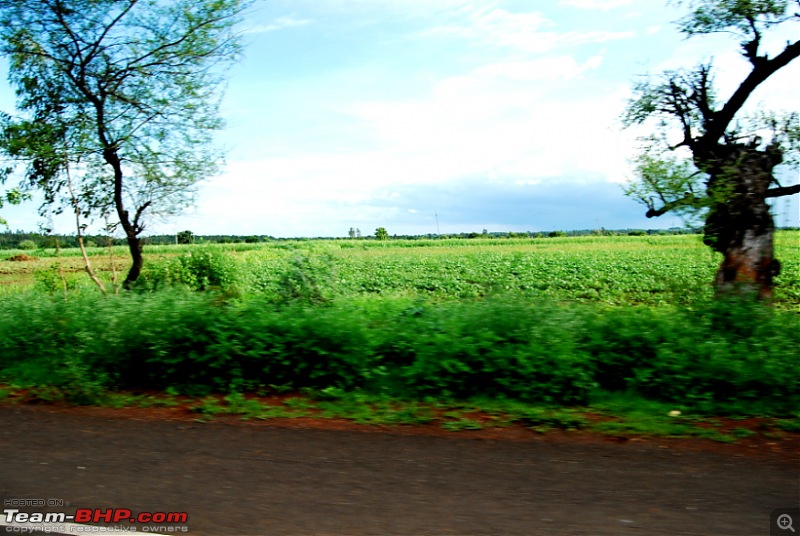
(104, 146), (145, 289)
(701, 143), (782, 300)
(711, 225), (779, 300)
(122, 233), (144, 289)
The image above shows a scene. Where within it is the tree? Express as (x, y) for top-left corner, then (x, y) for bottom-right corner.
(623, 0), (800, 299)
(0, 0), (249, 288)
(177, 230), (195, 245)
(348, 227), (356, 239)
(375, 227), (389, 240)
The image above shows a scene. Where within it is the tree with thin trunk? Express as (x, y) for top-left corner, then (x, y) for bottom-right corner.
(623, 0), (800, 299)
(0, 0), (249, 288)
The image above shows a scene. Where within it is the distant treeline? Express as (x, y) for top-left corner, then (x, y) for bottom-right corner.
(3, 226), (798, 250)
(0, 227), (718, 250)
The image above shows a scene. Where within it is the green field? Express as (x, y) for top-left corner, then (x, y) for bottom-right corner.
(3, 232), (799, 307)
(0, 233), (798, 434)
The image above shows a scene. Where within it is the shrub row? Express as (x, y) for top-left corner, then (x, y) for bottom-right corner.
(0, 292), (797, 413)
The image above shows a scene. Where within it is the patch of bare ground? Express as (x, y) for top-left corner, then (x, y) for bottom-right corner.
(4, 253), (37, 261)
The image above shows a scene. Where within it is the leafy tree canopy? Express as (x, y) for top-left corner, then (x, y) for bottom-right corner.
(375, 227), (389, 240)
(624, 0), (800, 214)
(0, 0), (250, 285)
(623, 0), (799, 297)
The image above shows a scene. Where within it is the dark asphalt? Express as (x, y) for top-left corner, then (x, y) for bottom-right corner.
(1, 405), (797, 535)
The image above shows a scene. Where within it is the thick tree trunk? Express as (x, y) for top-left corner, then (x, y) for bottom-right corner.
(701, 143), (782, 300)
(711, 226), (779, 300)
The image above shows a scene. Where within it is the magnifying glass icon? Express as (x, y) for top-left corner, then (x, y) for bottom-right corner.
(778, 514), (796, 532)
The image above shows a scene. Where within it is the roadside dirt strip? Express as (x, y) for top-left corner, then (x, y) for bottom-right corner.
(1, 405), (798, 536)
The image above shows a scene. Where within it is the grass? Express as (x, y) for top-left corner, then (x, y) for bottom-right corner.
(1, 231), (798, 306)
(0, 289), (797, 413)
(2, 384), (793, 443)
(0, 233), (798, 442)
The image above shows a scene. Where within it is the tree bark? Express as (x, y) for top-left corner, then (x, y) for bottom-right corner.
(121, 233), (144, 289)
(103, 146), (144, 289)
(700, 143), (783, 299)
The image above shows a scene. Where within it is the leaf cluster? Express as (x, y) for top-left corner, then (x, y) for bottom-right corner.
(624, 0), (800, 220)
(0, 0), (250, 223)
(0, 292), (797, 414)
(673, 0), (798, 36)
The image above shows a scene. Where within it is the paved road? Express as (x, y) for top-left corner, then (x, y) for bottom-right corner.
(1, 405), (797, 535)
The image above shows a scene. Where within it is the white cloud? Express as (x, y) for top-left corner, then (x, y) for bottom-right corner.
(559, 0), (634, 10)
(243, 15), (311, 35)
(474, 56), (599, 81)
(3, 2), (796, 238)
(337, 49), (627, 178)
(200, 47), (637, 234)
(125, 5), (800, 237)
(421, 7), (634, 54)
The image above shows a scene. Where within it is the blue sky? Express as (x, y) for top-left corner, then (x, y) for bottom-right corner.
(1, 0), (798, 237)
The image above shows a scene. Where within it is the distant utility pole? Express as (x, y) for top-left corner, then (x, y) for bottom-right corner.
(435, 211), (440, 235)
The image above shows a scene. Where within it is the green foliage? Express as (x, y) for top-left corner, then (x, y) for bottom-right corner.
(17, 239), (37, 250)
(375, 227), (389, 240)
(33, 263), (77, 294)
(0, 291), (796, 415)
(177, 230), (195, 245)
(244, 251), (338, 304)
(380, 298), (596, 404)
(0, 235), (797, 419)
(138, 249), (239, 292)
(0, 0), (250, 284)
(583, 297), (800, 414)
(323, 236), (733, 305)
(2, 233), (798, 305)
(0, 188), (29, 227)
(623, 143), (707, 222)
(674, 0), (793, 36)
(622, 1), (799, 235)
(274, 254), (336, 305)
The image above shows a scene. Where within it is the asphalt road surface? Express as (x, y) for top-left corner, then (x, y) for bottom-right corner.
(1, 405), (797, 535)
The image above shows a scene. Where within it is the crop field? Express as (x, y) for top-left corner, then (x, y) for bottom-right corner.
(2, 232), (799, 307)
(0, 232), (798, 429)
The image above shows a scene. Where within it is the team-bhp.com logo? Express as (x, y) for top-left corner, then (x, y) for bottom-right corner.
(3, 508), (189, 533)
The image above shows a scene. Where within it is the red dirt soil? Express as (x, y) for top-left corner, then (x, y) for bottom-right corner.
(3, 393), (797, 464)
(4, 254), (37, 261)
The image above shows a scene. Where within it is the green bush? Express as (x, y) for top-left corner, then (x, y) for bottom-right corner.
(380, 299), (595, 403)
(138, 249), (238, 292)
(582, 298), (800, 413)
(33, 263), (77, 294)
(0, 292), (796, 414)
(18, 239), (37, 250)
(274, 254), (336, 304)
(623, 301), (800, 413)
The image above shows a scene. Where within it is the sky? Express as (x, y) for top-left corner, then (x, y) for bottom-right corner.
(1, 0), (798, 238)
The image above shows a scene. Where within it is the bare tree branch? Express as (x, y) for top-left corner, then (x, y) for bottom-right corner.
(765, 184), (800, 198)
(705, 38), (800, 143)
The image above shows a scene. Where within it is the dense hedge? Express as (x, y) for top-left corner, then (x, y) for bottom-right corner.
(0, 292), (797, 414)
